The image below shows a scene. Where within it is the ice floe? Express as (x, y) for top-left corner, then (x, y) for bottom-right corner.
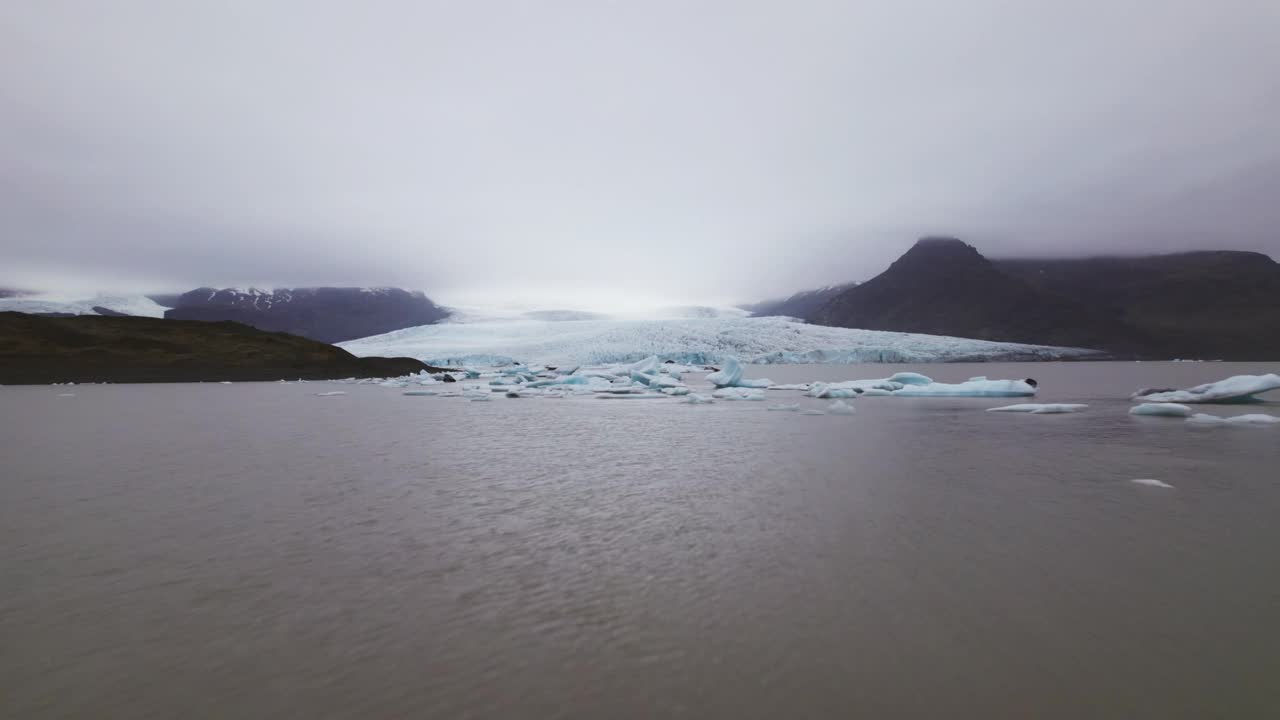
(827, 400), (856, 415)
(767, 403), (801, 412)
(986, 403), (1087, 414)
(711, 387), (766, 401)
(683, 393), (715, 404)
(315, 391), (346, 397)
(705, 357), (773, 388)
(1129, 403), (1192, 417)
(1131, 478), (1175, 489)
(1131, 374), (1280, 404)
(1186, 412), (1280, 426)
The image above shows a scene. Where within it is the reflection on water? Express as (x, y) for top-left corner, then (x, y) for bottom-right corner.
(2, 362), (1278, 718)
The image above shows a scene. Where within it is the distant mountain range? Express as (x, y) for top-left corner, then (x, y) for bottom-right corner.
(738, 282), (859, 320)
(162, 287), (450, 343)
(751, 237), (1280, 359)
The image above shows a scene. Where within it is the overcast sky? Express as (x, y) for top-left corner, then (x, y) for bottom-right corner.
(3, 1), (1279, 307)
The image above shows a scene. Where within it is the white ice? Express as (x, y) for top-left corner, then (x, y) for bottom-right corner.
(1186, 412), (1280, 426)
(1132, 374), (1280, 404)
(315, 391), (346, 396)
(892, 378), (1039, 398)
(986, 403), (1087, 414)
(705, 357), (773, 388)
(340, 311), (1096, 367)
(683, 393), (715, 404)
(711, 387), (766, 401)
(827, 400), (856, 415)
(1130, 478), (1175, 489)
(0, 293), (167, 318)
(767, 404), (801, 412)
(1129, 403), (1192, 417)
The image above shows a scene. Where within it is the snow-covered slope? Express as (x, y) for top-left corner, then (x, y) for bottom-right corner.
(0, 293), (167, 318)
(340, 314), (1098, 367)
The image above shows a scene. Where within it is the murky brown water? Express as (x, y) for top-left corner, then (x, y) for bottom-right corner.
(3, 362), (1278, 718)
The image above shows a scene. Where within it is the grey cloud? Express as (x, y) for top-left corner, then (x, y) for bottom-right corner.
(3, 1), (1278, 303)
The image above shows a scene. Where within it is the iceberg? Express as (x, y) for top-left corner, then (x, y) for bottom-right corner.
(1131, 478), (1175, 489)
(805, 383), (858, 399)
(892, 378), (1038, 398)
(827, 399), (855, 415)
(683, 393), (715, 404)
(986, 403), (1087, 414)
(767, 403), (801, 412)
(711, 387), (766, 401)
(1129, 403), (1192, 418)
(1186, 412), (1280, 426)
(704, 357), (772, 389)
(1132, 374), (1280, 404)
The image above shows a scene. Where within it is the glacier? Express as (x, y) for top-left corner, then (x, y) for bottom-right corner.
(339, 312), (1097, 367)
(0, 293), (167, 318)
(1130, 374), (1280, 404)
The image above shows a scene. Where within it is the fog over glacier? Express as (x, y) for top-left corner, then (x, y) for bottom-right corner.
(3, 1), (1279, 306)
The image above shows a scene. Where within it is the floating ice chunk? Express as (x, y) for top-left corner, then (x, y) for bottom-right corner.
(888, 372), (933, 386)
(469, 395), (492, 401)
(705, 358), (743, 387)
(827, 400), (855, 415)
(987, 403), (1087, 414)
(893, 378), (1038, 398)
(769, 383), (812, 391)
(1133, 374), (1280, 404)
(861, 388), (893, 397)
(219, 381), (233, 385)
(661, 386), (691, 396)
(315, 391), (346, 397)
(1131, 478), (1175, 489)
(683, 393), (715, 404)
(712, 387), (766, 401)
(1129, 403), (1192, 417)
(1186, 412), (1280, 426)
(403, 390), (438, 396)
(622, 355), (660, 375)
(704, 357), (772, 388)
(805, 383), (858, 399)
(767, 403), (800, 412)
(596, 393), (669, 400)
(800, 409), (825, 415)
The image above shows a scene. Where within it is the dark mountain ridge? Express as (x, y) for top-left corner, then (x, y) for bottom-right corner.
(164, 286), (450, 343)
(755, 238), (1280, 359)
(740, 282), (860, 319)
(811, 238), (1143, 351)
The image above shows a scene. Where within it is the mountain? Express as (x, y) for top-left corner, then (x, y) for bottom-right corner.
(995, 251), (1280, 359)
(164, 287), (450, 344)
(740, 282), (859, 321)
(0, 312), (440, 384)
(811, 238), (1139, 351)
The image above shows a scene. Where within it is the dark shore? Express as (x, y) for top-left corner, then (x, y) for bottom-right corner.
(0, 312), (445, 385)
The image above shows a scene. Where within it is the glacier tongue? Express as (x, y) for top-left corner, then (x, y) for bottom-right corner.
(339, 314), (1096, 367)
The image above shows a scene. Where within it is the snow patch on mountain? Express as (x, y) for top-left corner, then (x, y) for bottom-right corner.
(0, 293), (167, 318)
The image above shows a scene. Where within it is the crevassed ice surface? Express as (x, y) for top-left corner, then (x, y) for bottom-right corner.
(340, 314), (1096, 367)
(0, 293), (167, 318)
